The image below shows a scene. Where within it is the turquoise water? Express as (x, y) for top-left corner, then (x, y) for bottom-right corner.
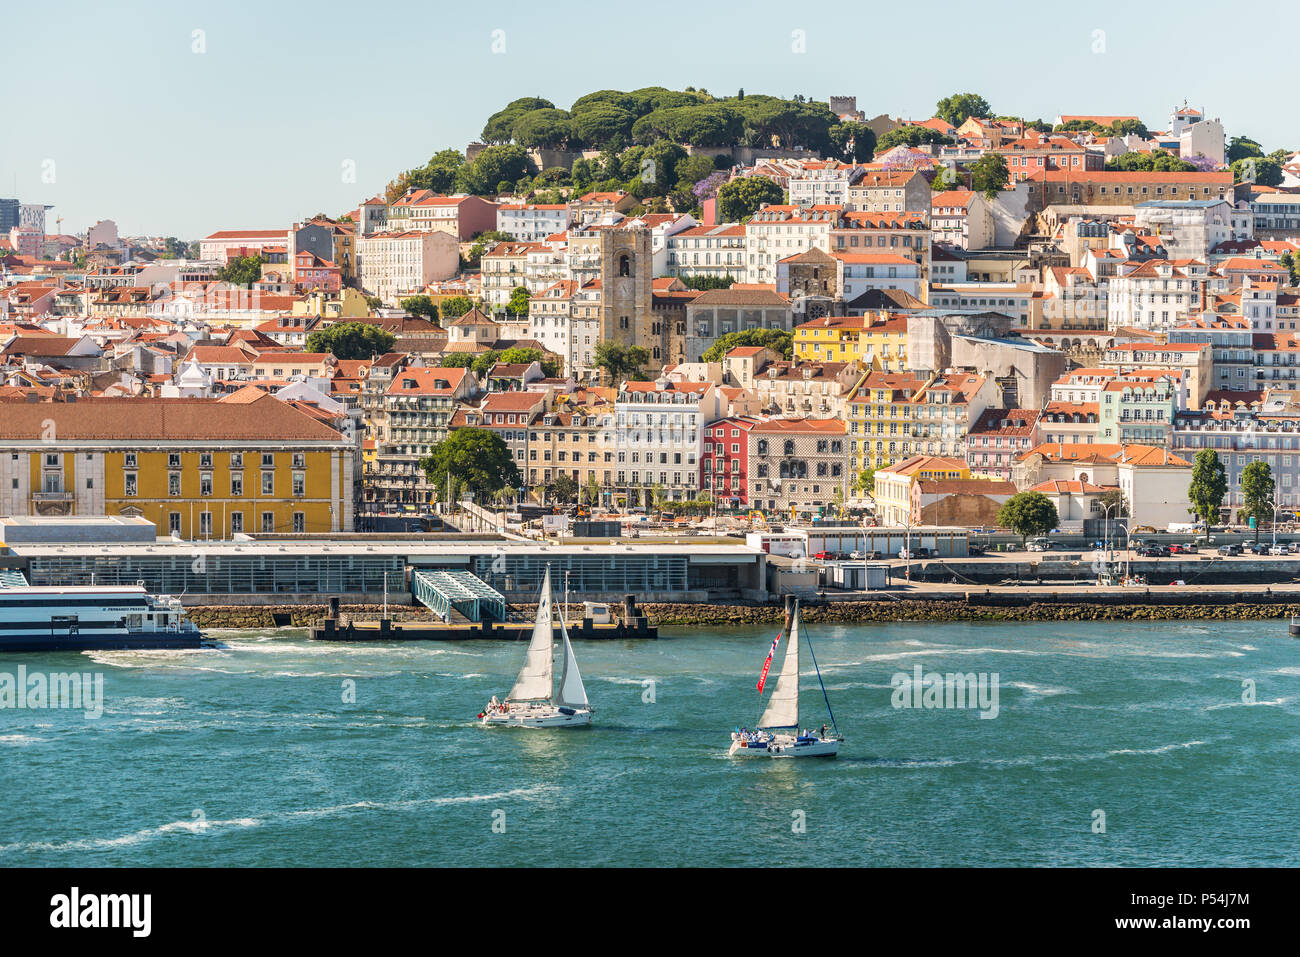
(1, 619), (1297, 867)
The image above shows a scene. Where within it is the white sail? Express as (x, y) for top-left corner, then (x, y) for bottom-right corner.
(555, 620), (589, 709)
(758, 604), (800, 729)
(506, 567), (554, 702)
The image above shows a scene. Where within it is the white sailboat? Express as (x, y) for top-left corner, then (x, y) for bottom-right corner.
(729, 598), (841, 758)
(479, 566), (593, 728)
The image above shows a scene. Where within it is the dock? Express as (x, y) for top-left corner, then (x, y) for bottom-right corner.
(308, 594), (657, 641)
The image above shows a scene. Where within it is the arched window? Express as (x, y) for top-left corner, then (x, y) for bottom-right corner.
(619, 255), (631, 277)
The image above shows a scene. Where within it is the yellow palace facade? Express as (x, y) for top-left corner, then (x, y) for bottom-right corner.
(0, 395), (356, 538)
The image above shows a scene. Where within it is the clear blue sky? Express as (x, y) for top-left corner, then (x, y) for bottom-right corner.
(5, 0), (1291, 239)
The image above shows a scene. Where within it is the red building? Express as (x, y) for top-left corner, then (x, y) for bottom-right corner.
(700, 416), (763, 507)
(293, 250), (341, 292)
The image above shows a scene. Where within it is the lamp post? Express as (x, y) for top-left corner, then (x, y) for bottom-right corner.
(1099, 500), (1122, 585)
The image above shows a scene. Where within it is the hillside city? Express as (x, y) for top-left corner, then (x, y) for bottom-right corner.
(3, 89), (1299, 546)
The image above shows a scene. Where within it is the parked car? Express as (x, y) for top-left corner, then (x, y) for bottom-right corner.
(1168, 543), (1186, 555)
(1269, 543), (1288, 556)
(1218, 544), (1242, 556)
(1247, 542), (1270, 555)
(812, 551), (832, 561)
(967, 544), (985, 556)
(1026, 539), (1053, 552)
(1289, 543), (1300, 555)
(898, 548), (918, 560)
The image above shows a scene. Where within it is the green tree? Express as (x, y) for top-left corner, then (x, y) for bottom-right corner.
(1188, 449), (1228, 534)
(440, 296), (475, 319)
(505, 285), (531, 316)
(935, 93), (991, 127)
(679, 273), (738, 290)
(1227, 136), (1264, 164)
(828, 122), (875, 163)
(407, 149), (465, 194)
(550, 473), (579, 503)
(996, 491), (1060, 547)
(510, 108), (572, 149)
(440, 353), (475, 369)
(1232, 156), (1283, 187)
(877, 125), (952, 150)
(217, 254), (264, 287)
(470, 349), (502, 377)
(701, 328), (793, 362)
(593, 341), (650, 384)
(398, 295), (439, 322)
(496, 346), (560, 378)
(583, 474), (602, 506)
(968, 152), (1009, 199)
(716, 176), (784, 222)
(1240, 460), (1276, 542)
(856, 467), (876, 496)
(1107, 150), (1196, 173)
(420, 428), (522, 502)
(305, 322), (396, 360)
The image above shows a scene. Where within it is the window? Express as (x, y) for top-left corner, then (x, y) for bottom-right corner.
(168, 453), (181, 468)
(124, 473), (138, 496)
(200, 453), (212, 469)
(292, 512), (305, 533)
(262, 472), (274, 495)
(200, 473), (212, 497)
(292, 453), (306, 468)
(168, 513), (181, 535)
(292, 472), (305, 497)
(169, 473), (181, 496)
(230, 512), (243, 534)
(262, 512), (275, 533)
(199, 512), (212, 536)
(230, 453), (243, 468)
(124, 453), (137, 468)
(261, 453), (274, 468)
(231, 473), (243, 496)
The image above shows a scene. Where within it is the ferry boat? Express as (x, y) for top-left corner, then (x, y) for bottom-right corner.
(0, 584), (203, 652)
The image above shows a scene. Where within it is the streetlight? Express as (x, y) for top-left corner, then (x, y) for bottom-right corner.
(1099, 500), (1123, 585)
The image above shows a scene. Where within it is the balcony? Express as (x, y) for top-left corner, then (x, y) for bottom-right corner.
(32, 491), (74, 502)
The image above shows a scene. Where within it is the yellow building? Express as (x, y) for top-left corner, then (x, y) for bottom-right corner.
(857, 313), (910, 371)
(292, 287), (373, 319)
(794, 315), (866, 363)
(846, 370), (931, 473)
(794, 311), (910, 369)
(0, 395), (356, 537)
(873, 455), (971, 526)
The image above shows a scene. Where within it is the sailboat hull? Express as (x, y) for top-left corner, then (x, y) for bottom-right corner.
(480, 705), (593, 728)
(728, 732), (840, 758)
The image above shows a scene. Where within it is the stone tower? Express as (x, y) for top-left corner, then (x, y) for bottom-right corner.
(598, 225), (655, 355)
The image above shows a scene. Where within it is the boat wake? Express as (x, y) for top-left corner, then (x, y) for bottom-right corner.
(0, 785), (556, 856)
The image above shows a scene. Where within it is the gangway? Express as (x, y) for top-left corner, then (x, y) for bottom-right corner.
(411, 568), (507, 623)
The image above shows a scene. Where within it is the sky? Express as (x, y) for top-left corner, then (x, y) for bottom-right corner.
(5, 0), (1294, 239)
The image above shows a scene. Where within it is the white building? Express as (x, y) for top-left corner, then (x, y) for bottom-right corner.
(665, 223), (746, 280)
(611, 379), (724, 502)
(1132, 199), (1245, 262)
(496, 203), (571, 242)
(744, 205), (839, 284)
(356, 230), (459, 306)
(930, 190), (993, 249)
(786, 161), (865, 208)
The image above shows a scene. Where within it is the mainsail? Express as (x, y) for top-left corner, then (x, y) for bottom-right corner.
(757, 603), (800, 728)
(506, 567), (555, 702)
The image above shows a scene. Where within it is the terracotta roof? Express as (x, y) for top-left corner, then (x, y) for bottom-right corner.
(0, 395), (341, 441)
